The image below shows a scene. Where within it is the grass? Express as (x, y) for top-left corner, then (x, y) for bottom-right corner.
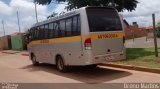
(116, 48), (160, 68)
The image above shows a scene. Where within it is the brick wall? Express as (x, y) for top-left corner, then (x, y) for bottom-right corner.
(125, 26), (152, 39)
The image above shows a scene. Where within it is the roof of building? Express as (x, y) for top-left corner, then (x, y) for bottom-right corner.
(123, 19), (129, 26)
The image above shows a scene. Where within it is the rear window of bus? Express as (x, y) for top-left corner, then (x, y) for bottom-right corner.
(86, 7), (122, 32)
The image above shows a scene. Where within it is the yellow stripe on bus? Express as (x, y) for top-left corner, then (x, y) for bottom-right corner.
(28, 36), (81, 47)
(90, 32), (124, 40)
(28, 32), (124, 47)
(82, 32), (124, 40)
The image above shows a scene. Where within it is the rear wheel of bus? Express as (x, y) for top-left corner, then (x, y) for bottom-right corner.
(31, 54), (39, 66)
(86, 64), (98, 68)
(56, 56), (70, 72)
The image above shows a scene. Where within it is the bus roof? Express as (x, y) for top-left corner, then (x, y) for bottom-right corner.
(31, 6), (116, 28)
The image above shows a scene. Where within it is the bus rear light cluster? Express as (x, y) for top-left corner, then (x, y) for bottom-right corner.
(84, 38), (92, 50)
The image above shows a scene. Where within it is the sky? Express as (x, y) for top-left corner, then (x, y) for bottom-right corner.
(0, 0), (160, 36)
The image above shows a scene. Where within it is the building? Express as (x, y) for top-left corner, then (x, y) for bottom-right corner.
(10, 32), (27, 51)
(0, 35), (12, 50)
(123, 20), (153, 39)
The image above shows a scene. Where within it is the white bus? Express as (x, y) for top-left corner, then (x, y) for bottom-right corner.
(27, 6), (126, 72)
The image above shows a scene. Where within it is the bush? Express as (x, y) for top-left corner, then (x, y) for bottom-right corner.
(156, 29), (160, 37)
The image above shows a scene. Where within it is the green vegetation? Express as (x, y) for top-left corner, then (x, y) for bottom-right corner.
(34, 0), (138, 12)
(156, 22), (160, 37)
(116, 48), (160, 68)
(156, 28), (160, 38)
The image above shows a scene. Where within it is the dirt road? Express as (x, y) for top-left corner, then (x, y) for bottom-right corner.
(0, 52), (160, 84)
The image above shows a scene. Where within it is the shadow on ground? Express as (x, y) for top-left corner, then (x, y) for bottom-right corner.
(21, 64), (132, 83)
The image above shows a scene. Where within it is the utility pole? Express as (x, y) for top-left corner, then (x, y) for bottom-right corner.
(35, 2), (38, 23)
(17, 11), (21, 32)
(1, 20), (5, 36)
(152, 13), (158, 57)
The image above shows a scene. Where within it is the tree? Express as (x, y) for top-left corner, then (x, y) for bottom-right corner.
(156, 22), (160, 37)
(34, 0), (138, 12)
(157, 22), (160, 27)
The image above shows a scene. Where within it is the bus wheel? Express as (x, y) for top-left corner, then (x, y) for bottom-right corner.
(86, 64), (98, 68)
(56, 56), (69, 72)
(31, 54), (39, 66)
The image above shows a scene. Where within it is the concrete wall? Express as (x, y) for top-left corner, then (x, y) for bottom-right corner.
(11, 34), (24, 51)
(0, 35), (11, 50)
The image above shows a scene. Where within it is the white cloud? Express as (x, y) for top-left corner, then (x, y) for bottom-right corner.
(53, 3), (67, 14)
(122, 0), (160, 26)
(9, 0), (48, 20)
(1, 0), (160, 36)
(0, 1), (12, 15)
(0, 0), (49, 36)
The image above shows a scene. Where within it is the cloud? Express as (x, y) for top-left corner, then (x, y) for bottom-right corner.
(0, 1), (12, 15)
(1, 0), (160, 36)
(0, 0), (49, 36)
(53, 3), (67, 14)
(10, 0), (48, 16)
(0, 0), (68, 36)
(122, 0), (160, 26)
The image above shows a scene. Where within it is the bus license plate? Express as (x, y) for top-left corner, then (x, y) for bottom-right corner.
(105, 55), (115, 61)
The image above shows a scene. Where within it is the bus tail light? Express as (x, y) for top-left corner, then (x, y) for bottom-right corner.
(84, 38), (92, 50)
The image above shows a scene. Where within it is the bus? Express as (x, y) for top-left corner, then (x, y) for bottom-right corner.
(27, 6), (126, 72)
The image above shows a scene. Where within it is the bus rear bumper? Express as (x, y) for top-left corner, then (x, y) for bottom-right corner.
(92, 52), (126, 64)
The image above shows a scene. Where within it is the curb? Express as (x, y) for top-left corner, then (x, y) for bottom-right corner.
(100, 63), (160, 74)
(2, 51), (20, 54)
(21, 53), (29, 56)
(1, 51), (29, 56)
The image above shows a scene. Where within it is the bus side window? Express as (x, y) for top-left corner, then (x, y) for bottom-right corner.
(66, 18), (72, 36)
(40, 25), (45, 39)
(34, 28), (36, 40)
(77, 15), (81, 35)
(72, 16), (77, 36)
(49, 23), (54, 38)
(44, 24), (49, 39)
(59, 20), (66, 37)
(31, 28), (34, 41)
(37, 27), (41, 40)
(72, 15), (81, 36)
(29, 29), (32, 41)
(37, 27), (40, 40)
(28, 29), (31, 41)
(54, 21), (59, 38)
(34, 27), (37, 40)
(31, 28), (34, 40)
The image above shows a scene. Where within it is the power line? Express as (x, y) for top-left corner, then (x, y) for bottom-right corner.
(1, 20), (5, 36)
(17, 11), (21, 32)
(35, 3), (38, 23)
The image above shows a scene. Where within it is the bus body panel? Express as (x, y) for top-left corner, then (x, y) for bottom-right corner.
(90, 32), (124, 56)
(82, 7), (125, 64)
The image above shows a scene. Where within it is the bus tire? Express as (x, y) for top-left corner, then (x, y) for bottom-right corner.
(86, 64), (98, 68)
(56, 56), (69, 72)
(31, 54), (39, 66)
